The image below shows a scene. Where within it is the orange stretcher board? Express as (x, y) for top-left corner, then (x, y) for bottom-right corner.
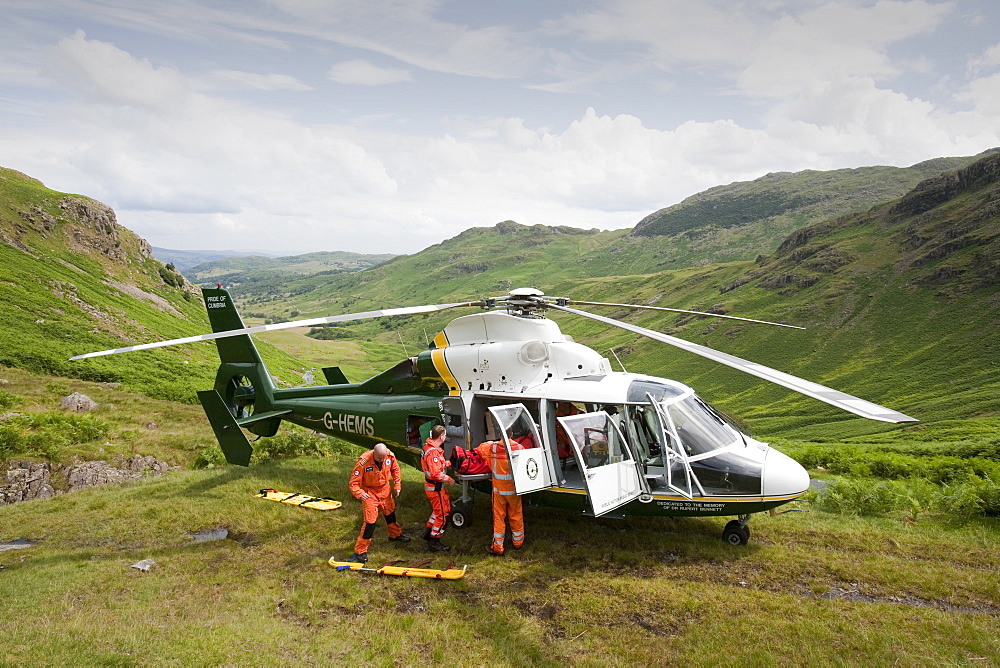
(256, 489), (343, 511)
(328, 558), (467, 580)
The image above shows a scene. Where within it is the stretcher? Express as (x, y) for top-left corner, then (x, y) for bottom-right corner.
(328, 557), (467, 580)
(256, 489), (343, 511)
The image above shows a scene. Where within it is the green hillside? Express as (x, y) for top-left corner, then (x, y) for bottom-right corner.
(588, 153), (986, 273)
(3, 153), (997, 437)
(216, 221), (622, 320)
(0, 167), (308, 401)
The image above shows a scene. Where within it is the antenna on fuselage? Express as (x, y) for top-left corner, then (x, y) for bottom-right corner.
(396, 331), (409, 357)
(606, 348), (628, 372)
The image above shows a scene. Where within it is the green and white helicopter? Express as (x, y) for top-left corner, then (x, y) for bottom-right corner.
(73, 287), (916, 545)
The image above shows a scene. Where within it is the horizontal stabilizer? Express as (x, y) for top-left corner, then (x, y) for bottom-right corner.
(236, 409), (292, 428)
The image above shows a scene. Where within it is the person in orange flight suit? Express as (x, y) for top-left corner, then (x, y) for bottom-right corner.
(421, 424), (454, 552)
(348, 442), (410, 563)
(474, 432), (527, 556)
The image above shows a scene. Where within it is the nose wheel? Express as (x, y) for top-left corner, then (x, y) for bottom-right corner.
(449, 500), (472, 528)
(722, 516), (751, 545)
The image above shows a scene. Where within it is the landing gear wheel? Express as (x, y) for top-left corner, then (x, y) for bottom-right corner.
(722, 520), (750, 546)
(449, 501), (472, 529)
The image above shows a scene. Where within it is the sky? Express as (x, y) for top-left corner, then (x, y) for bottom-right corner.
(1, 0), (999, 255)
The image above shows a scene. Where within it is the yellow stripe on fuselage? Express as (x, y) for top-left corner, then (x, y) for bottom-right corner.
(430, 331), (460, 396)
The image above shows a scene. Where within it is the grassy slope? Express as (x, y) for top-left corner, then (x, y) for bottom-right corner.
(218, 221), (623, 319)
(0, 167), (309, 401)
(151, 248), (277, 272)
(2, 454), (998, 665)
(592, 154), (983, 273)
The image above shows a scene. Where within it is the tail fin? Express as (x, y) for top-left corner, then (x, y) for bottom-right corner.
(202, 287), (277, 424)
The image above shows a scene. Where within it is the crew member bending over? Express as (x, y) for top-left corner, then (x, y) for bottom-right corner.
(421, 424), (454, 552)
(348, 443), (410, 563)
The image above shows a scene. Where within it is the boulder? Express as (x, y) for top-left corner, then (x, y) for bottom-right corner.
(61, 392), (98, 412)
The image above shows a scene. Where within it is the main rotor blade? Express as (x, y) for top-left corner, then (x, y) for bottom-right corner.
(566, 300), (805, 330)
(70, 301), (482, 361)
(551, 304), (916, 423)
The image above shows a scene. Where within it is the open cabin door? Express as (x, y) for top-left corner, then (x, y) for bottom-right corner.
(557, 411), (642, 516)
(440, 396), (469, 459)
(487, 404), (555, 495)
(648, 393), (695, 500)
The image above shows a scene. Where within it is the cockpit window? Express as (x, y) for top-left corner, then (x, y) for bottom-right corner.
(664, 395), (740, 456)
(627, 379), (687, 404)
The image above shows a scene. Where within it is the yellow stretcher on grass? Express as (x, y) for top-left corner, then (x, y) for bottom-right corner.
(328, 557), (467, 580)
(256, 489), (342, 511)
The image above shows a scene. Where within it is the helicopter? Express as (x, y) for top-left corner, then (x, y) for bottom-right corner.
(72, 286), (916, 545)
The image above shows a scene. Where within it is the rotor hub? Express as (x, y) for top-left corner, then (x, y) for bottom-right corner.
(499, 288), (559, 317)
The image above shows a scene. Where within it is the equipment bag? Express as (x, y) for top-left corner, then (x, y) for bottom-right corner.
(450, 445), (491, 475)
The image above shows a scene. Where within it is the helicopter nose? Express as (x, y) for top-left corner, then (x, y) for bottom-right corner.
(762, 448), (810, 498)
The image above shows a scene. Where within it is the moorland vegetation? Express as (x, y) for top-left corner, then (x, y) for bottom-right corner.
(2, 152), (999, 664)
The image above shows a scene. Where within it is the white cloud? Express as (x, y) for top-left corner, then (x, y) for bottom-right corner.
(558, 0), (953, 98)
(736, 1), (952, 99)
(967, 43), (1000, 76)
(264, 0), (545, 79)
(957, 71), (1000, 114)
(30, 33), (397, 221)
(328, 59), (413, 85)
(202, 69), (314, 92)
(47, 30), (189, 109)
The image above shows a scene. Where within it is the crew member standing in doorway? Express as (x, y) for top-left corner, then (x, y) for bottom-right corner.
(475, 433), (526, 556)
(348, 442), (410, 563)
(422, 425), (453, 552)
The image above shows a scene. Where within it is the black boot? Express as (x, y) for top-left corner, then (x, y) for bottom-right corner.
(389, 533), (411, 542)
(428, 538), (451, 552)
(421, 526), (432, 541)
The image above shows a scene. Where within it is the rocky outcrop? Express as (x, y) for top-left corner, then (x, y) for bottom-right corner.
(60, 392), (98, 412)
(0, 455), (175, 505)
(2, 461), (55, 503)
(889, 151), (1000, 221)
(58, 196), (148, 262)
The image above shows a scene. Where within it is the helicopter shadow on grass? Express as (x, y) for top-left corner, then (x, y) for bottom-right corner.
(438, 497), (761, 575)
